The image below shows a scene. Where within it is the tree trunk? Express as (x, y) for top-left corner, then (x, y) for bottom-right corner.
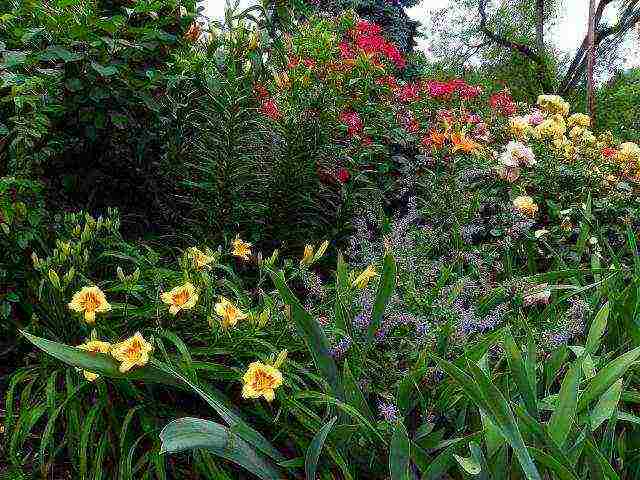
(535, 0), (545, 54)
(586, 0), (597, 120)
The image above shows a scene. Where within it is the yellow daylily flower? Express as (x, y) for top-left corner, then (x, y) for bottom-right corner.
(68, 286), (111, 324)
(617, 142), (640, 164)
(77, 340), (112, 381)
(188, 247), (214, 269)
(512, 196), (539, 217)
(241, 361), (283, 402)
(214, 296), (248, 328)
(111, 332), (153, 373)
(352, 265), (377, 289)
(231, 236), (252, 260)
(160, 282), (199, 315)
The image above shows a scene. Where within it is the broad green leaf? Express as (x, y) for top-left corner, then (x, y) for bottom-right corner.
(366, 252), (396, 345)
(548, 362), (581, 447)
(389, 422), (411, 480)
(585, 302), (609, 354)
(528, 447), (579, 480)
(503, 329), (538, 418)
(159, 418), (282, 480)
(305, 416), (336, 480)
(271, 271), (340, 394)
(91, 62), (118, 77)
(590, 379), (622, 431)
(453, 452), (481, 475)
(578, 345), (640, 412)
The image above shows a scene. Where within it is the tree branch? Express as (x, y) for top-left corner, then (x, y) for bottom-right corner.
(478, 0), (544, 63)
(558, 0), (637, 94)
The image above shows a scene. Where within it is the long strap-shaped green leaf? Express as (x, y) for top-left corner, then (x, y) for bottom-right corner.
(465, 362), (542, 480)
(305, 416), (337, 480)
(270, 270), (340, 395)
(389, 422), (411, 480)
(366, 252), (396, 345)
(577, 345), (640, 412)
(160, 417), (282, 480)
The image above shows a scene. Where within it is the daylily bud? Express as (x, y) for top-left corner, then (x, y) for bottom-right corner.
(63, 267), (76, 285)
(258, 309), (270, 327)
(300, 244), (314, 266)
(313, 240), (329, 262)
(273, 349), (287, 368)
(48, 269), (61, 290)
(117, 266), (125, 281)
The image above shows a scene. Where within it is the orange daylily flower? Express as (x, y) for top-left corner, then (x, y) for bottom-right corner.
(426, 129), (448, 149)
(450, 133), (480, 155)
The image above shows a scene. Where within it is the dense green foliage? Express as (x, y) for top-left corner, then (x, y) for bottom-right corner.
(2, 2), (640, 479)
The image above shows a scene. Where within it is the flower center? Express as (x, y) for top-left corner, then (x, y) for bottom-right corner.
(126, 340), (142, 357)
(251, 370), (274, 391)
(82, 293), (100, 312)
(172, 290), (190, 306)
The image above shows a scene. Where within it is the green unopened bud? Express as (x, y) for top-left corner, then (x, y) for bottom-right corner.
(48, 269), (61, 290)
(63, 267), (75, 285)
(131, 268), (140, 283)
(267, 249), (279, 268)
(73, 225), (81, 237)
(31, 252), (40, 268)
(81, 224), (91, 243)
(117, 266), (125, 281)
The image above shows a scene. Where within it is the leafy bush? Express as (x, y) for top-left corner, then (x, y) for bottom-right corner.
(0, 0), (197, 234)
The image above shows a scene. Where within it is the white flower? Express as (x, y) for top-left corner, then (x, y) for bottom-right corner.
(499, 141), (536, 168)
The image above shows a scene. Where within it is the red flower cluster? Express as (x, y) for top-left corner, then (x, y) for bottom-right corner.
(602, 147), (618, 158)
(375, 75), (399, 90)
(423, 79), (483, 100)
(340, 110), (364, 136)
(489, 90), (517, 116)
(338, 42), (354, 60)
(259, 99), (281, 120)
(336, 167), (351, 183)
(350, 20), (406, 69)
(288, 56), (317, 70)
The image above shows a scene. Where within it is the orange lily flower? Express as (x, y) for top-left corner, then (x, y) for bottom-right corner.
(426, 129), (448, 149)
(450, 133), (480, 155)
